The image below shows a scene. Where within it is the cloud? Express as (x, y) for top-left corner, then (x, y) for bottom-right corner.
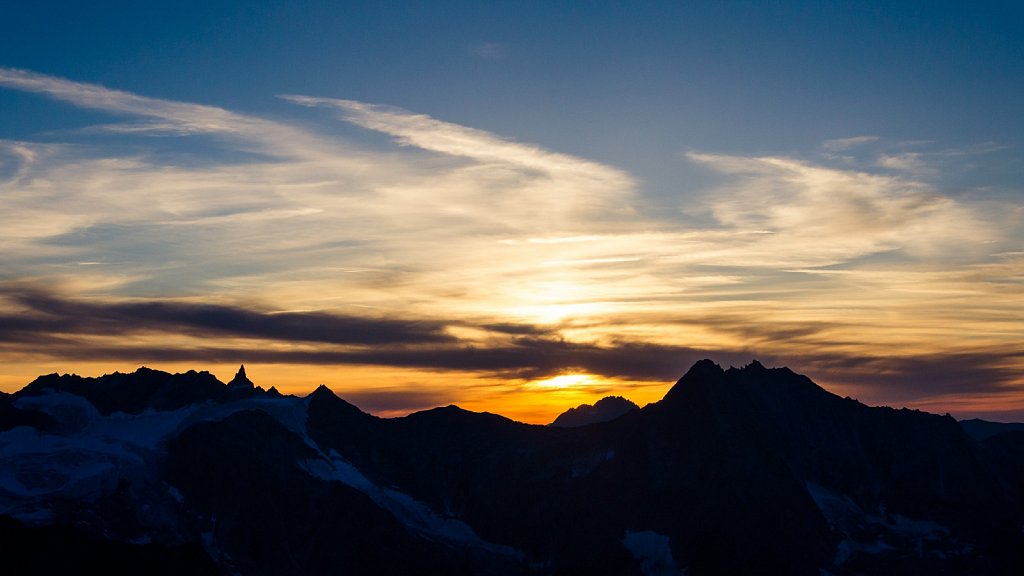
(1, 72), (642, 311)
(781, 351), (1024, 408)
(2, 291), (1020, 408)
(0, 285), (453, 345)
(0, 69), (1021, 418)
(0, 67), (335, 158)
(819, 137), (1010, 179)
(686, 152), (992, 265)
(0, 285), (723, 381)
(875, 152), (927, 173)
(0, 329), (723, 383)
(0, 286), (738, 382)
(467, 42), (507, 60)
(280, 95), (634, 194)
(0, 71), (655, 341)
(821, 136), (879, 152)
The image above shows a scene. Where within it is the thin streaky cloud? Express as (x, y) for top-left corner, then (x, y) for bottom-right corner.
(281, 95), (635, 187)
(821, 136), (879, 152)
(0, 67), (254, 134)
(0, 67), (343, 159)
(875, 152), (928, 173)
(687, 152), (993, 264)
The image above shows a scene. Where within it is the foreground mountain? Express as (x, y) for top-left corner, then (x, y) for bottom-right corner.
(2, 360), (1023, 575)
(549, 395), (639, 427)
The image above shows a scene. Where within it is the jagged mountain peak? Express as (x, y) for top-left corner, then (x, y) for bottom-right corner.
(304, 384), (373, 423)
(662, 359), (821, 406)
(660, 358), (726, 404)
(307, 383), (337, 399)
(740, 359), (766, 371)
(228, 364), (254, 388)
(550, 395), (640, 427)
(689, 358), (725, 376)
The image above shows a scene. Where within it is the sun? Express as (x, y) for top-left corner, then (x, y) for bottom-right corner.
(532, 373), (596, 389)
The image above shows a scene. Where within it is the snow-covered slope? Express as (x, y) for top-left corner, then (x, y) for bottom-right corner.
(1, 369), (526, 574)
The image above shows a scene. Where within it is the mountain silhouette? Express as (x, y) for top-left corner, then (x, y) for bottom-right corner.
(227, 364), (255, 389)
(549, 395), (639, 427)
(960, 418), (1024, 441)
(1, 360), (1022, 575)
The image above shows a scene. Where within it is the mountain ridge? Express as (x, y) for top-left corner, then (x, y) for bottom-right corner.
(550, 395), (640, 428)
(2, 360), (1022, 575)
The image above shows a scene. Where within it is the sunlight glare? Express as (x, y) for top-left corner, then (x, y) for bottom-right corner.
(532, 373), (596, 389)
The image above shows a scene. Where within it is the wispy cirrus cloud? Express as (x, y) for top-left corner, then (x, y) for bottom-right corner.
(687, 152), (993, 265)
(821, 135), (879, 152)
(0, 67), (336, 157)
(280, 95), (636, 229)
(0, 69), (1022, 421)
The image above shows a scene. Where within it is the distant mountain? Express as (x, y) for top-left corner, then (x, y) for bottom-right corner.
(18, 366), (260, 416)
(960, 418), (1024, 441)
(2, 360), (1023, 575)
(549, 395), (639, 427)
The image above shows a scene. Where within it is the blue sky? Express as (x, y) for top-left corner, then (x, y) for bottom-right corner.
(4, 1), (1022, 167)
(1, 1), (1022, 422)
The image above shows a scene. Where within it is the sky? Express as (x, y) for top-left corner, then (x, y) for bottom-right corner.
(1, 1), (1022, 423)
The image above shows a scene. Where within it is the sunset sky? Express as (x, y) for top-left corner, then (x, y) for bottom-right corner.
(1, 1), (1022, 423)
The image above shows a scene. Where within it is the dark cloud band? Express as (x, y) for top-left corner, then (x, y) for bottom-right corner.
(2, 287), (1021, 409)
(2, 286), (453, 345)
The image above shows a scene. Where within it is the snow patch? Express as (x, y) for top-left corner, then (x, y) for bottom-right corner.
(0, 393), (309, 524)
(806, 482), (956, 565)
(14, 392), (101, 433)
(5, 391), (518, 558)
(302, 450), (519, 557)
(623, 530), (685, 576)
(166, 484), (185, 504)
(865, 508), (950, 538)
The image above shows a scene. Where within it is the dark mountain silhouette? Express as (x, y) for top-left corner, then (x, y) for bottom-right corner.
(549, 395), (639, 427)
(226, 364), (255, 389)
(960, 418), (1024, 441)
(0, 515), (220, 575)
(2, 359), (1023, 575)
(20, 367), (235, 415)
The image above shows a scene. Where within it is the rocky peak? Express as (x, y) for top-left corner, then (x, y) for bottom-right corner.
(550, 395), (640, 427)
(661, 358), (725, 404)
(228, 365), (254, 388)
(308, 383), (336, 400)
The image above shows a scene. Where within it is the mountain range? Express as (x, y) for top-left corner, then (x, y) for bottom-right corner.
(549, 396), (639, 428)
(2, 360), (1022, 575)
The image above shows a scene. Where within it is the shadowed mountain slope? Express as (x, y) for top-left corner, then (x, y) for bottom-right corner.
(2, 360), (1023, 575)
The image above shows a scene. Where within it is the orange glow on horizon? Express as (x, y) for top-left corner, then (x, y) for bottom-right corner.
(0, 360), (672, 425)
(3, 359), (1024, 424)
